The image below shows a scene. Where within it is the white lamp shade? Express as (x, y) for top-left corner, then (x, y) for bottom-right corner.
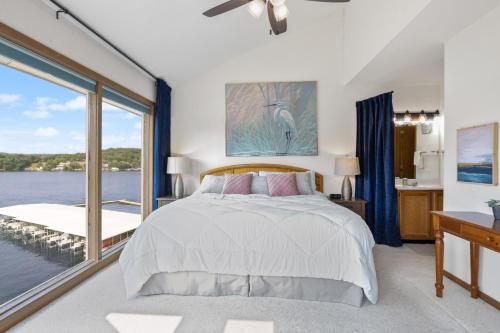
(335, 157), (360, 176)
(167, 157), (190, 174)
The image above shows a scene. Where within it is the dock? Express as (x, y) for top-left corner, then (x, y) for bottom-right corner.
(0, 203), (141, 260)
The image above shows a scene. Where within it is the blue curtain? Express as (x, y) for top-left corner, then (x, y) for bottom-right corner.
(153, 79), (172, 210)
(355, 92), (401, 246)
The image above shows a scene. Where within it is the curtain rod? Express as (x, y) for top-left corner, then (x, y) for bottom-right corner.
(45, 0), (157, 80)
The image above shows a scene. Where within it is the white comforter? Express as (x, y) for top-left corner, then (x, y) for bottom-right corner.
(119, 193), (378, 303)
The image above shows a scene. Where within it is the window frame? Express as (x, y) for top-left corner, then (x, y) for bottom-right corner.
(0, 22), (155, 330)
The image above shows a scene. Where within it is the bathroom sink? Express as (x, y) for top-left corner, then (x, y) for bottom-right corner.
(396, 184), (443, 190)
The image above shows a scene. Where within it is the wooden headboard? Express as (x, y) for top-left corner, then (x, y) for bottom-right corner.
(200, 163), (323, 193)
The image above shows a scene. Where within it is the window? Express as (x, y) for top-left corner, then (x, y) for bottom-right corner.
(0, 63), (89, 305)
(0, 32), (153, 320)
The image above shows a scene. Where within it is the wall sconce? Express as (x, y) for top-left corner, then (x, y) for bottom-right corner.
(393, 110), (440, 127)
(419, 110), (427, 123)
(403, 110), (412, 124)
(434, 110), (440, 121)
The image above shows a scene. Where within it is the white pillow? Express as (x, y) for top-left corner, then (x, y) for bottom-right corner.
(251, 176), (269, 195)
(296, 172), (315, 195)
(198, 175), (224, 194)
(307, 171), (317, 193)
(259, 171), (316, 194)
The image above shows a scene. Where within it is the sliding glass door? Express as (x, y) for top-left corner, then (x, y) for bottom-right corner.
(100, 100), (143, 251)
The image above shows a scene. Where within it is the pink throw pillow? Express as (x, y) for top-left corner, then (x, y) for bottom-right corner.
(222, 174), (252, 195)
(267, 173), (299, 196)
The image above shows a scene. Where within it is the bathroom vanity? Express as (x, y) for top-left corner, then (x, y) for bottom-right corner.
(397, 185), (443, 241)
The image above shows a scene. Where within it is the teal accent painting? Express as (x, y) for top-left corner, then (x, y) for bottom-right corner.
(457, 122), (498, 185)
(226, 81), (318, 156)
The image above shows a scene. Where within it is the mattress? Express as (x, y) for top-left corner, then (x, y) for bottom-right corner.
(119, 193), (378, 303)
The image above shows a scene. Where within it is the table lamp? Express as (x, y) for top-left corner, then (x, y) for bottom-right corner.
(335, 156), (360, 201)
(167, 157), (190, 198)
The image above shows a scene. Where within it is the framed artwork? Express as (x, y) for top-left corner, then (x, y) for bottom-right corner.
(457, 122), (498, 185)
(225, 81), (317, 156)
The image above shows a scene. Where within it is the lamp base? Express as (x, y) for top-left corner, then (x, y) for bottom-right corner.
(174, 174), (184, 199)
(341, 176), (353, 201)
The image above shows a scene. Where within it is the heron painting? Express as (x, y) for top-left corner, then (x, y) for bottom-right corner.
(226, 81), (317, 156)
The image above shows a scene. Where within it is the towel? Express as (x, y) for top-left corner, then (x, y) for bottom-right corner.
(414, 151), (424, 169)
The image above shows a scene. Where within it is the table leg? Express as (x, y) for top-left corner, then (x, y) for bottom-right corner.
(435, 229), (444, 297)
(470, 242), (479, 298)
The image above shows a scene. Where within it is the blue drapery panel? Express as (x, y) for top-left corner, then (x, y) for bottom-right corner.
(153, 79), (172, 210)
(355, 92), (402, 247)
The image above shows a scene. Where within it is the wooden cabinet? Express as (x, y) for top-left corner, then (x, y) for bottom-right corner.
(432, 191), (443, 211)
(398, 189), (443, 240)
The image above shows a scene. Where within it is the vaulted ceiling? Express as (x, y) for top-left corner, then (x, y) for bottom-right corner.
(53, 0), (500, 89)
(348, 0), (500, 87)
(56, 0), (345, 85)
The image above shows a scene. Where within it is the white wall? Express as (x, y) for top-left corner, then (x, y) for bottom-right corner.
(172, 13), (384, 195)
(444, 6), (500, 301)
(172, 11), (447, 195)
(392, 85), (442, 112)
(342, 0), (431, 84)
(0, 0), (155, 101)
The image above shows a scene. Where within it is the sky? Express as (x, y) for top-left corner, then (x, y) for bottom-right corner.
(457, 125), (494, 164)
(0, 64), (142, 154)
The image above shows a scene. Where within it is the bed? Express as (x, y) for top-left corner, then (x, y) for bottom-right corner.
(119, 164), (378, 307)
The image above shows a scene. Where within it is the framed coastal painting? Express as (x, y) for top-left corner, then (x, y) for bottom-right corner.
(457, 122), (498, 185)
(225, 81), (318, 156)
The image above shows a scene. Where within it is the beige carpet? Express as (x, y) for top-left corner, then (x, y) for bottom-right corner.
(9, 245), (500, 333)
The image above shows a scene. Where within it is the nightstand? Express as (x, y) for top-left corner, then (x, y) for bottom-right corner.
(156, 196), (179, 208)
(331, 198), (367, 220)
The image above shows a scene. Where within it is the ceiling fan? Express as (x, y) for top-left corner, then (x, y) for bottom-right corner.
(203, 0), (350, 36)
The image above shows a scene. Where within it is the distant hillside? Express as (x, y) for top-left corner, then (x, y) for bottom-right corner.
(0, 148), (141, 171)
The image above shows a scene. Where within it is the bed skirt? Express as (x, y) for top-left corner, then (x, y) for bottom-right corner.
(139, 271), (364, 307)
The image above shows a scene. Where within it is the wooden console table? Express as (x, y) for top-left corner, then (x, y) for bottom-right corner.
(431, 211), (500, 307)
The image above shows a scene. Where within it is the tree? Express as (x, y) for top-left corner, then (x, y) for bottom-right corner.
(0, 148), (141, 172)
(44, 160), (58, 171)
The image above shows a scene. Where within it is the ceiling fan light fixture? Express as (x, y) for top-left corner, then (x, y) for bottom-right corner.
(274, 4), (289, 22)
(248, 0), (266, 18)
(270, 0), (286, 6)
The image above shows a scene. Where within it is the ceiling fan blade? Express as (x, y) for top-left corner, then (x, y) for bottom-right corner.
(203, 0), (251, 17)
(267, 2), (287, 35)
(304, 0), (350, 2)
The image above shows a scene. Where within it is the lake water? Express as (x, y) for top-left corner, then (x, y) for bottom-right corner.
(0, 171), (140, 305)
